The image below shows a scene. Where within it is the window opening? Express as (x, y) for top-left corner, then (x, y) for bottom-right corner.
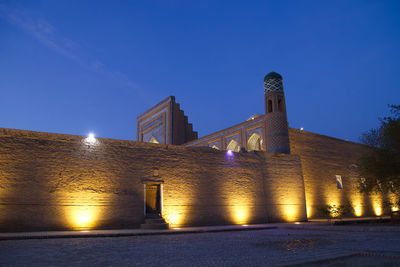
(336, 175), (343, 189)
(268, 100), (273, 113)
(278, 98), (283, 112)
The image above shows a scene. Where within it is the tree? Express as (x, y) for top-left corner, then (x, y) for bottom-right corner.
(358, 105), (400, 193)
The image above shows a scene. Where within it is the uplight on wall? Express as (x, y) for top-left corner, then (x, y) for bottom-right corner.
(350, 194), (363, 217)
(306, 205), (312, 218)
(66, 205), (100, 230)
(164, 211), (184, 226)
(371, 195), (383, 216)
(282, 204), (299, 221)
(374, 206), (382, 216)
(354, 206), (362, 217)
(231, 206), (249, 224)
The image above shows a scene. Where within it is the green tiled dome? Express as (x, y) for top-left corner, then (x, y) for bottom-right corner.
(264, 72), (282, 81)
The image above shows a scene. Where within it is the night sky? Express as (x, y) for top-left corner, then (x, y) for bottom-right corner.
(1, 0), (399, 142)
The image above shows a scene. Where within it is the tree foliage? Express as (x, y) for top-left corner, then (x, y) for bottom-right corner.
(358, 105), (400, 193)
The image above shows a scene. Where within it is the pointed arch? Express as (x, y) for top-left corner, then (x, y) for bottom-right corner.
(226, 139), (240, 152)
(149, 136), (159, 144)
(247, 133), (263, 151)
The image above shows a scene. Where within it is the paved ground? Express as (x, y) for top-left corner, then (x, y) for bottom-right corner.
(0, 224), (277, 240)
(1, 225), (400, 266)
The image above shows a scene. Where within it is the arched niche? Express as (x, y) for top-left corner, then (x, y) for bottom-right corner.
(211, 145), (220, 150)
(226, 139), (241, 152)
(247, 133), (263, 151)
(149, 136), (159, 144)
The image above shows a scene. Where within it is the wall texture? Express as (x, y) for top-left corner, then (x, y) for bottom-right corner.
(289, 129), (394, 218)
(0, 128), (306, 232)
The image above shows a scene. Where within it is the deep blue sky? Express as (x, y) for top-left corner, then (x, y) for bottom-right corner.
(1, 0), (399, 142)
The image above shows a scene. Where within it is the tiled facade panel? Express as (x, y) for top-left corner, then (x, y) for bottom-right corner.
(245, 126), (264, 151)
(185, 116), (266, 149)
(137, 97), (198, 145)
(207, 139), (221, 149)
(142, 116), (164, 132)
(0, 128), (307, 231)
(142, 121), (164, 144)
(245, 127), (263, 142)
(224, 132), (241, 151)
(138, 106), (169, 144)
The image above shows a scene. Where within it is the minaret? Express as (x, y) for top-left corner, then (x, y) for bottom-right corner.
(264, 72), (290, 154)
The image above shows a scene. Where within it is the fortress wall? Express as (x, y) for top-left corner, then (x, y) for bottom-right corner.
(0, 128), (306, 231)
(261, 153), (307, 222)
(289, 129), (392, 219)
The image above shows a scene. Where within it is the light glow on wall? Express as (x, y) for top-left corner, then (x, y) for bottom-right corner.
(371, 195), (383, 216)
(162, 183), (194, 227)
(231, 206), (249, 224)
(306, 205), (312, 218)
(354, 205), (362, 217)
(163, 210), (184, 226)
(224, 183), (254, 225)
(281, 204), (300, 221)
(350, 194), (363, 217)
(66, 205), (100, 230)
(389, 195), (399, 212)
(304, 193), (316, 219)
(76, 209), (92, 226)
(374, 206), (382, 216)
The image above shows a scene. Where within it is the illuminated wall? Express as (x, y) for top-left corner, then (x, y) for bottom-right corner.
(152, 147), (307, 227)
(262, 154), (307, 222)
(0, 125), (389, 232)
(289, 129), (388, 219)
(0, 128), (306, 231)
(0, 129), (144, 231)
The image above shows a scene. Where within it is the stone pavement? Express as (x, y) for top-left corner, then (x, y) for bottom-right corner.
(1, 219), (400, 266)
(1, 225), (400, 266)
(0, 224), (277, 240)
(0, 216), (397, 241)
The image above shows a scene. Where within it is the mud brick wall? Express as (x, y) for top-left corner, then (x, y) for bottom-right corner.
(0, 128), (306, 232)
(289, 129), (393, 218)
